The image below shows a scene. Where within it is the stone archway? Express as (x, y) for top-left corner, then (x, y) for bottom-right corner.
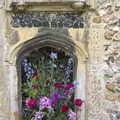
(7, 29), (88, 120)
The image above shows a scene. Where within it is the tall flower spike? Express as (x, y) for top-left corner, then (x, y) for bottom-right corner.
(35, 112), (45, 120)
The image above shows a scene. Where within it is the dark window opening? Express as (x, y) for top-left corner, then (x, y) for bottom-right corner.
(21, 46), (77, 120)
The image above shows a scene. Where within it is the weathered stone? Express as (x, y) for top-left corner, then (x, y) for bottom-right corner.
(113, 32), (120, 41)
(0, 0), (120, 120)
(115, 2), (120, 8)
(98, 1), (120, 119)
(0, 117), (9, 120)
(104, 69), (114, 77)
(108, 110), (120, 120)
(0, 0), (4, 8)
(111, 26), (120, 32)
(104, 31), (114, 40)
(104, 2), (112, 8)
(99, 9), (106, 16)
(105, 93), (120, 101)
(92, 16), (101, 23)
(115, 73), (120, 82)
(72, 1), (85, 9)
(11, 12), (85, 28)
(8, 31), (19, 45)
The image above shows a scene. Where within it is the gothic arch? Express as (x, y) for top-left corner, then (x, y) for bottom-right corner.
(8, 29), (88, 65)
(8, 29), (88, 120)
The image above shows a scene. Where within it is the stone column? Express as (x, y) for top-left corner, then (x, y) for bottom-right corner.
(75, 60), (87, 120)
(0, 1), (10, 120)
(9, 64), (20, 120)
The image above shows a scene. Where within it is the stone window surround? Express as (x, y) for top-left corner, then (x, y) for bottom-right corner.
(7, 29), (88, 120)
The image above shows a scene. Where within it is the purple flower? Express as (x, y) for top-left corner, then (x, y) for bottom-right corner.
(35, 112), (45, 120)
(64, 89), (74, 99)
(50, 52), (57, 59)
(65, 71), (69, 76)
(65, 71), (70, 78)
(39, 97), (52, 110)
(21, 58), (37, 80)
(64, 90), (69, 96)
(68, 109), (76, 120)
(51, 91), (61, 104)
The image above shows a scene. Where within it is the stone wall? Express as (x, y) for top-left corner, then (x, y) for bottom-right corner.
(87, 0), (120, 120)
(0, 1), (10, 120)
(87, 22), (106, 120)
(100, 1), (120, 119)
(0, 0), (120, 120)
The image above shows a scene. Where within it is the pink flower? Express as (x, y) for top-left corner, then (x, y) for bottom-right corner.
(66, 84), (74, 89)
(61, 105), (69, 113)
(54, 83), (63, 88)
(26, 98), (37, 108)
(40, 97), (52, 110)
(74, 98), (83, 107)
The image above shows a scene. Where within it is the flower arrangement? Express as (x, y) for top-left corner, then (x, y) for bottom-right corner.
(21, 48), (83, 120)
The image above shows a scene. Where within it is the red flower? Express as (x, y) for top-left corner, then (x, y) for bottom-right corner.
(66, 84), (74, 89)
(33, 73), (39, 80)
(74, 98), (83, 107)
(61, 105), (69, 112)
(26, 99), (37, 108)
(54, 83), (63, 88)
(32, 85), (40, 89)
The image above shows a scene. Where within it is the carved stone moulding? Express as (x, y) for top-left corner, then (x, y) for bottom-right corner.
(8, 0), (88, 11)
(10, 0), (86, 3)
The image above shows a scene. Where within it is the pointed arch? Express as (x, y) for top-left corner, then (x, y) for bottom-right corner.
(8, 30), (88, 65)
(7, 29), (88, 120)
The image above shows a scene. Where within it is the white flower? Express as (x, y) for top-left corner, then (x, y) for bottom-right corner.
(50, 52), (57, 59)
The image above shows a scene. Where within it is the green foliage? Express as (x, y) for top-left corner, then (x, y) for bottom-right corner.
(21, 47), (74, 120)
